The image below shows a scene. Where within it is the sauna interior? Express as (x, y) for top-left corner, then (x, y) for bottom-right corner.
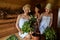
(0, 0), (60, 40)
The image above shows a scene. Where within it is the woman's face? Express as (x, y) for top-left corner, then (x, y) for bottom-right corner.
(23, 7), (30, 13)
(35, 7), (39, 13)
(45, 8), (50, 13)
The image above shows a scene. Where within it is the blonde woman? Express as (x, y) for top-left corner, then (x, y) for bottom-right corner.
(39, 3), (53, 34)
(16, 4), (31, 40)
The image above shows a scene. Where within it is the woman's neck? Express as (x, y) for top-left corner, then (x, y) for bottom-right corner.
(35, 12), (39, 15)
(45, 12), (49, 14)
(35, 13), (40, 17)
(23, 12), (28, 16)
(22, 13), (29, 19)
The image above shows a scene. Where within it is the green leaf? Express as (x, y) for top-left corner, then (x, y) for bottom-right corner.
(43, 27), (56, 40)
(21, 15), (36, 33)
(7, 35), (18, 40)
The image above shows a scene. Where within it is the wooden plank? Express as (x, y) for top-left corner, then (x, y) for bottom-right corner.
(6, 14), (18, 18)
(0, 19), (16, 24)
(0, 23), (15, 30)
(0, 27), (18, 38)
(0, 14), (18, 38)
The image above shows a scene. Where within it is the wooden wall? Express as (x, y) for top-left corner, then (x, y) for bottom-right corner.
(0, 0), (60, 9)
(0, 0), (31, 9)
(0, 14), (18, 38)
(0, 0), (47, 10)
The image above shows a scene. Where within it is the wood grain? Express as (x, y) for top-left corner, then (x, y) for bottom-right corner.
(0, 14), (18, 38)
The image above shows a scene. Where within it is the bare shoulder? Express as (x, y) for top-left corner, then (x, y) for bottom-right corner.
(50, 13), (53, 16)
(18, 14), (23, 17)
(17, 15), (20, 18)
(50, 13), (53, 19)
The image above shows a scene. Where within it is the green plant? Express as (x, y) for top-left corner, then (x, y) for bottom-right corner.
(21, 15), (36, 33)
(7, 35), (18, 40)
(43, 27), (56, 40)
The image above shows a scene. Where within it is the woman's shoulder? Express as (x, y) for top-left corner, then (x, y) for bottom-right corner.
(50, 13), (53, 16)
(49, 13), (53, 19)
(17, 14), (22, 19)
(18, 14), (23, 17)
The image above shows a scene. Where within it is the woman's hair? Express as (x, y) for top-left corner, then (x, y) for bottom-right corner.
(22, 4), (32, 16)
(35, 3), (41, 10)
(23, 4), (31, 11)
(35, 3), (41, 13)
(45, 3), (52, 10)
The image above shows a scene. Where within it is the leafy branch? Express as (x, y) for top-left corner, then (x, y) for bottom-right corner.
(21, 15), (36, 33)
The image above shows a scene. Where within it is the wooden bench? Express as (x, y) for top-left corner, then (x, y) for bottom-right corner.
(0, 14), (18, 38)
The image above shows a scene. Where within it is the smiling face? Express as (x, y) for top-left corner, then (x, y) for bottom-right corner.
(23, 4), (31, 14)
(23, 7), (30, 13)
(45, 3), (52, 13)
(45, 8), (51, 13)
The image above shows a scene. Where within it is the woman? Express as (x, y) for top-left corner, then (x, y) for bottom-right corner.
(39, 3), (53, 34)
(34, 4), (41, 33)
(16, 4), (31, 40)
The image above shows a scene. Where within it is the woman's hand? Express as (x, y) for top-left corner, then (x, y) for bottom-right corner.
(29, 31), (34, 35)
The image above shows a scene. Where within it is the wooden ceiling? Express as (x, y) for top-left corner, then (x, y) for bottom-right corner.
(0, 0), (31, 9)
(0, 0), (30, 4)
(0, 0), (59, 9)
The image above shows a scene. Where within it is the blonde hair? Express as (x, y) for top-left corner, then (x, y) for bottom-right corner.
(23, 4), (31, 12)
(45, 3), (52, 10)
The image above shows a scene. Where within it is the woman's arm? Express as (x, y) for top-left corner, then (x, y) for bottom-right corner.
(38, 13), (43, 26)
(49, 13), (53, 27)
(37, 14), (41, 27)
(39, 13), (43, 21)
(16, 15), (21, 32)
